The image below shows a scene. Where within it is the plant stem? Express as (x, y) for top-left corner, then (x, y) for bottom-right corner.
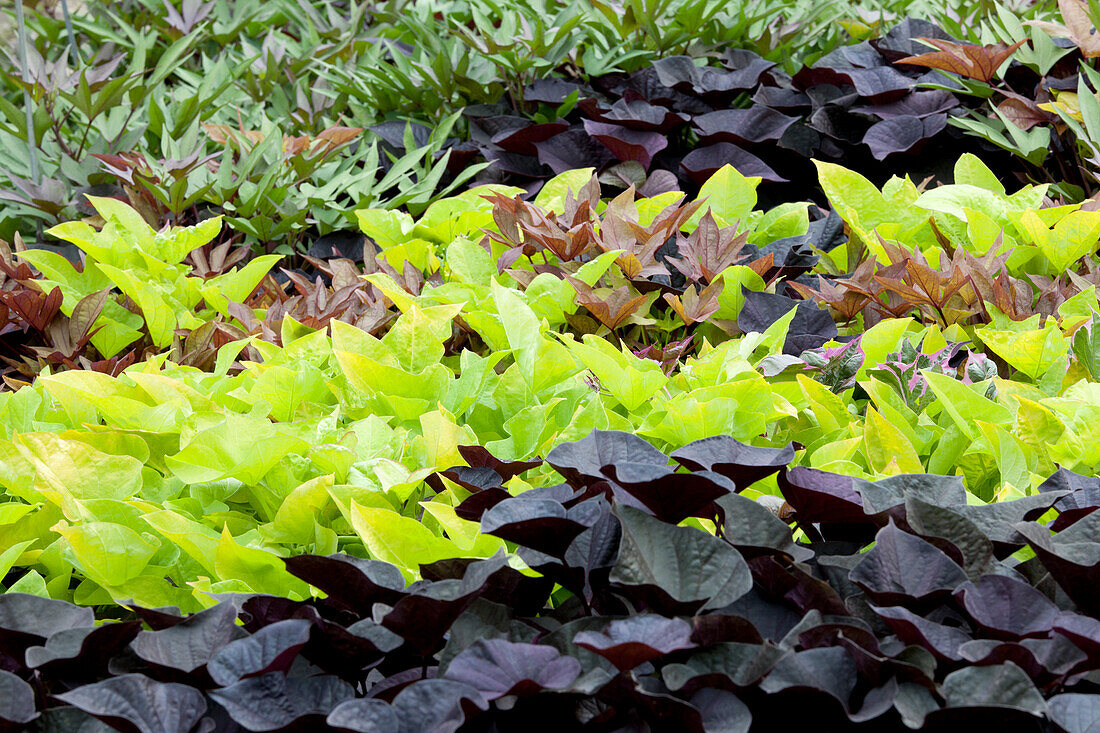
(14, 0), (40, 184)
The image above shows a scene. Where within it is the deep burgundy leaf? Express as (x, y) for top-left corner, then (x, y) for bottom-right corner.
(444, 639), (580, 699)
(491, 122), (570, 157)
(1038, 467), (1100, 531)
(480, 498), (588, 557)
(671, 436), (794, 490)
(863, 113), (947, 159)
(680, 143), (788, 185)
(778, 467), (868, 526)
(581, 119), (668, 169)
(380, 564), (495, 657)
(207, 619), (312, 686)
(210, 673), (355, 732)
(693, 107), (798, 145)
(456, 446), (541, 481)
(600, 463), (736, 524)
(454, 487), (512, 522)
(24, 621), (140, 677)
(54, 674), (206, 733)
(849, 521), (968, 604)
(574, 615), (695, 669)
(283, 555), (406, 615)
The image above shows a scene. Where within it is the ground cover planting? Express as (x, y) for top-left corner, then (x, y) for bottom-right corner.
(8, 0), (1100, 730)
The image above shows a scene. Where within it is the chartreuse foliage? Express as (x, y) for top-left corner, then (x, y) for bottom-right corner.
(3, 156), (1100, 616)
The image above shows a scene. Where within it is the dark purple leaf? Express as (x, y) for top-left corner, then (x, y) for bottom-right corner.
(534, 129), (615, 174)
(482, 147), (548, 178)
(863, 113), (947, 159)
(391, 679), (489, 733)
(692, 107), (798, 145)
(54, 674), (206, 733)
(870, 604), (970, 661)
(680, 143), (788, 185)
(444, 639), (580, 698)
(610, 505), (752, 615)
(690, 688), (752, 733)
(794, 66), (914, 103)
(958, 491), (1068, 549)
(849, 521), (968, 604)
(871, 19), (958, 61)
(581, 97), (690, 132)
(546, 430), (668, 487)
(1048, 693), (1100, 733)
(662, 642), (785, 694)
(131, 603), (246, 676)
(326, 699), (399, 733)
(653, 55), (775, 101)
(759, 646), (857, 710)
(954, 575), (1062, 639)
(853, 473), (968, 516)
(574, 615), (695, 669)
(715, 492), (806, 560)
(738, 289), (837, 356)
(671, 436), (794, 490)
(853, 89), (958, 118)
(0, 670), (35, 729)
(957, 636), (1086, 680)
(210, 673), (354, 732)
(935, 662), (1047, 717)
(524, 79), (584, 105)
(207, 619), (312, 686)
(751, 86), (811, 111)
(582, 119), (668, 169)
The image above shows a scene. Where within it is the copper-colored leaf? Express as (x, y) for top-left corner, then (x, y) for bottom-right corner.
(896, 38), (1025, 82)
(568, 278), (647, 329)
